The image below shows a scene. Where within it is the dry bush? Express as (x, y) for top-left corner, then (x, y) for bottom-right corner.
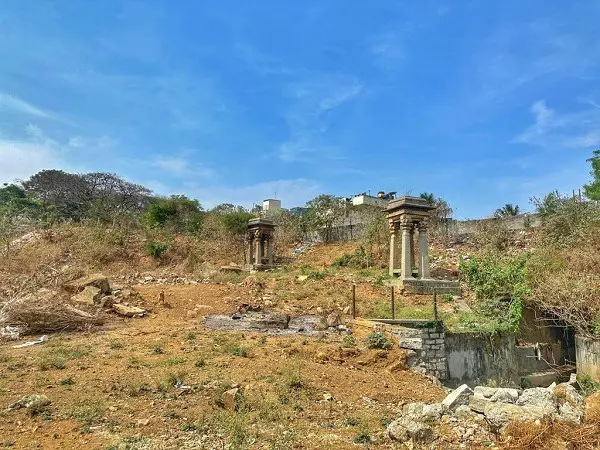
(502, 419), (600, 450)
(0, 291), (104, 334)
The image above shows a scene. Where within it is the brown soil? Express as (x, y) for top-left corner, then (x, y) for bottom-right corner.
(0, 282), (445, 450)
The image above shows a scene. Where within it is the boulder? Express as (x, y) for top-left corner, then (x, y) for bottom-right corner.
(473, 386), (497, 398)
(516, 387), (556, 413)
(71, 286), (103, 305)
(65, 274), (110, 294)
(483, 403), (546, 430)
(554, 383), (584, 424)
(112, 304), (146, 317)
(489, 388), (519, 404)
(326, 311), (342, 328)
(469, 396), (491, 414)
(220, 388), (242, 410)
(387, 402), (446, 443)
(9, 394), (51, 413)
(442, 384), (474, 410)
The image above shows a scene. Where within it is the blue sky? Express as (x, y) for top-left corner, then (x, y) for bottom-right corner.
(2, 1), (600, 218)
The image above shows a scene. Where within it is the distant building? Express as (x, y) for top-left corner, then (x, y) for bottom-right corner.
(351, 194), (389, 208)
(263, 199), (282, 213)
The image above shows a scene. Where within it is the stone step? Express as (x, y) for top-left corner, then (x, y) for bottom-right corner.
(520, 365), (576, 388)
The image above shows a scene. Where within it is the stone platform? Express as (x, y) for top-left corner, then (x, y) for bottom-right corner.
(391, 278), (461, 295)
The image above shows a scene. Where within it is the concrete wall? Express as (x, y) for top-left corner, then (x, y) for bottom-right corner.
(576, 335), (600, 382)
(448, 214), (541, 235)
(445, 332), (520, 388)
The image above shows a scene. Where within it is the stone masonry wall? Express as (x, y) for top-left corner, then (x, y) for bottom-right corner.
(394, 326), (447, 380)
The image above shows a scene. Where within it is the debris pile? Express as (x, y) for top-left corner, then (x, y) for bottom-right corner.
(387, 377), (589, 447)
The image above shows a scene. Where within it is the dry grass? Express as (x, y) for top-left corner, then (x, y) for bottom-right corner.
(0, 293), (104, 334)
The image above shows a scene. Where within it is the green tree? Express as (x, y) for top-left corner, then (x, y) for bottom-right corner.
(583, 149), (600, 200)
(305, 194), (347, 242)
(494, 204), (520, 217)
(419, 192), (436, 205)
(144, 195), (204, 233)
(0, 184), (39, 256)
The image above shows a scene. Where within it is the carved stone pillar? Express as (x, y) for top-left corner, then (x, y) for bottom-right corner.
(267, 235), (274, 265)
(388, 222), (398, 276)
(254, 231), (262, 265)
(400, 219), (413, 280)
(246, 233), (253, 266)
(417, 221), (430, 279)
(409, 227), (415, 276)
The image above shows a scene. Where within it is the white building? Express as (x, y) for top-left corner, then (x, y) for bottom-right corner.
(263, 199), (282, 213)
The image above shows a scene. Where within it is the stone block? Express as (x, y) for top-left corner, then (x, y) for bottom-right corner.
(442, 384), (474, 410)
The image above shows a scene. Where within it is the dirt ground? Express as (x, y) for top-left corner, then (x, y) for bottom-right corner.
(0, 279), (446, 450)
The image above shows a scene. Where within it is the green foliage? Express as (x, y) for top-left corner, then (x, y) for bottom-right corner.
(341, 335), (357, 348)
(583, 149), (600, 200)
(217, 210), (255, 236)
(145, 239), (170, 258)
(364, 332), (393, 349)
(460, 254), (530, 332)
(304, 194), (347, 242)
(144, 195), (204, 233)
(494, 204), (520, 217)
(577, 375), (600, 396)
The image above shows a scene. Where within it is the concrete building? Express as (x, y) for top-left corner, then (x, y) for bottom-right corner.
(263, 199), (282, 213)
(351, 194), (389, 208)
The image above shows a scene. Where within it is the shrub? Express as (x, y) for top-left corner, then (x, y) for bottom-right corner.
(460, 254), (530, 332)
(364, 332), (392, 350)
(145, 240), (170, 258)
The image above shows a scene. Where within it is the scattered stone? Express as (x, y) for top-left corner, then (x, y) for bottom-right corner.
(316, 352), (329, 362)
(342, 306), (351, 315)
(516, 387), (556, 413)
(489, 388), (519, 404)
(9, 394), (51, 413)
(326, 311), (342, 328)
(137, 418), (150, 426)
(322, 393), (333, 401)
(454, 405), (474, 419)
(473, 386), (497, 398)
(99, 295), (118, 308)
(469, 396), (491, 413)
(65, 274), (110, 294)
(71, 286), (103, 305)
(442, 384), (474, 411)
(112, 304), (146, 317)
(220, 388), (241, 410)
(387, 403), (447, 444)
(297, 275), (308, 282)
(483, 403), (546, 430)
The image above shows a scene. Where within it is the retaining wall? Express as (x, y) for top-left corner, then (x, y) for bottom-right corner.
(575, 335), (600, 382)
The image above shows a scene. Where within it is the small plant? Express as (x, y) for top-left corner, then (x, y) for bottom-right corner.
(343, 417), (359, 427)
(229, 346), (249, 358)
(38, 356), (67, 371)
(578, 375), (600, 396)
(259, 336), (267, 345)
(441, 294), (453, 303)
(181, 423), (198, 432)
(109, 340), (124, 350)
(195, 357), (206, 368)
(364, 332), (392, 350)
(185, 332), (197, 341)
(59, 376), (75, 386)
(353, 426), (373, 444)
(145, 240), (170, 258)
(165, 356), (186, 366)
(307, 270), (325, 280)
(341, 335), (357, 348)
(150, 341), (165, 354)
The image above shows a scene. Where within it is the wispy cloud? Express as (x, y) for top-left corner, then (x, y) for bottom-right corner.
(368, 32), (405, 70)
(277, 74), (363, 162)
(185, 178), (321, 209)
(0, 93), (55, 119)
(68, 135), (117, 150)
(515, 99), (600, 149)
(1, 138), (64, 183)
(152, 155), (216, 179)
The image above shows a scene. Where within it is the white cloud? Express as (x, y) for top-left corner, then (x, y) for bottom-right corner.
(278, 74), (363, 162)
(152, 155), (216, 179)
(186, 178), (322, 209)
(0, 93), (54, 119)
(68, 135), (117, 149)
(0, 139), (63, 183)
(515, 100), (600, 149)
